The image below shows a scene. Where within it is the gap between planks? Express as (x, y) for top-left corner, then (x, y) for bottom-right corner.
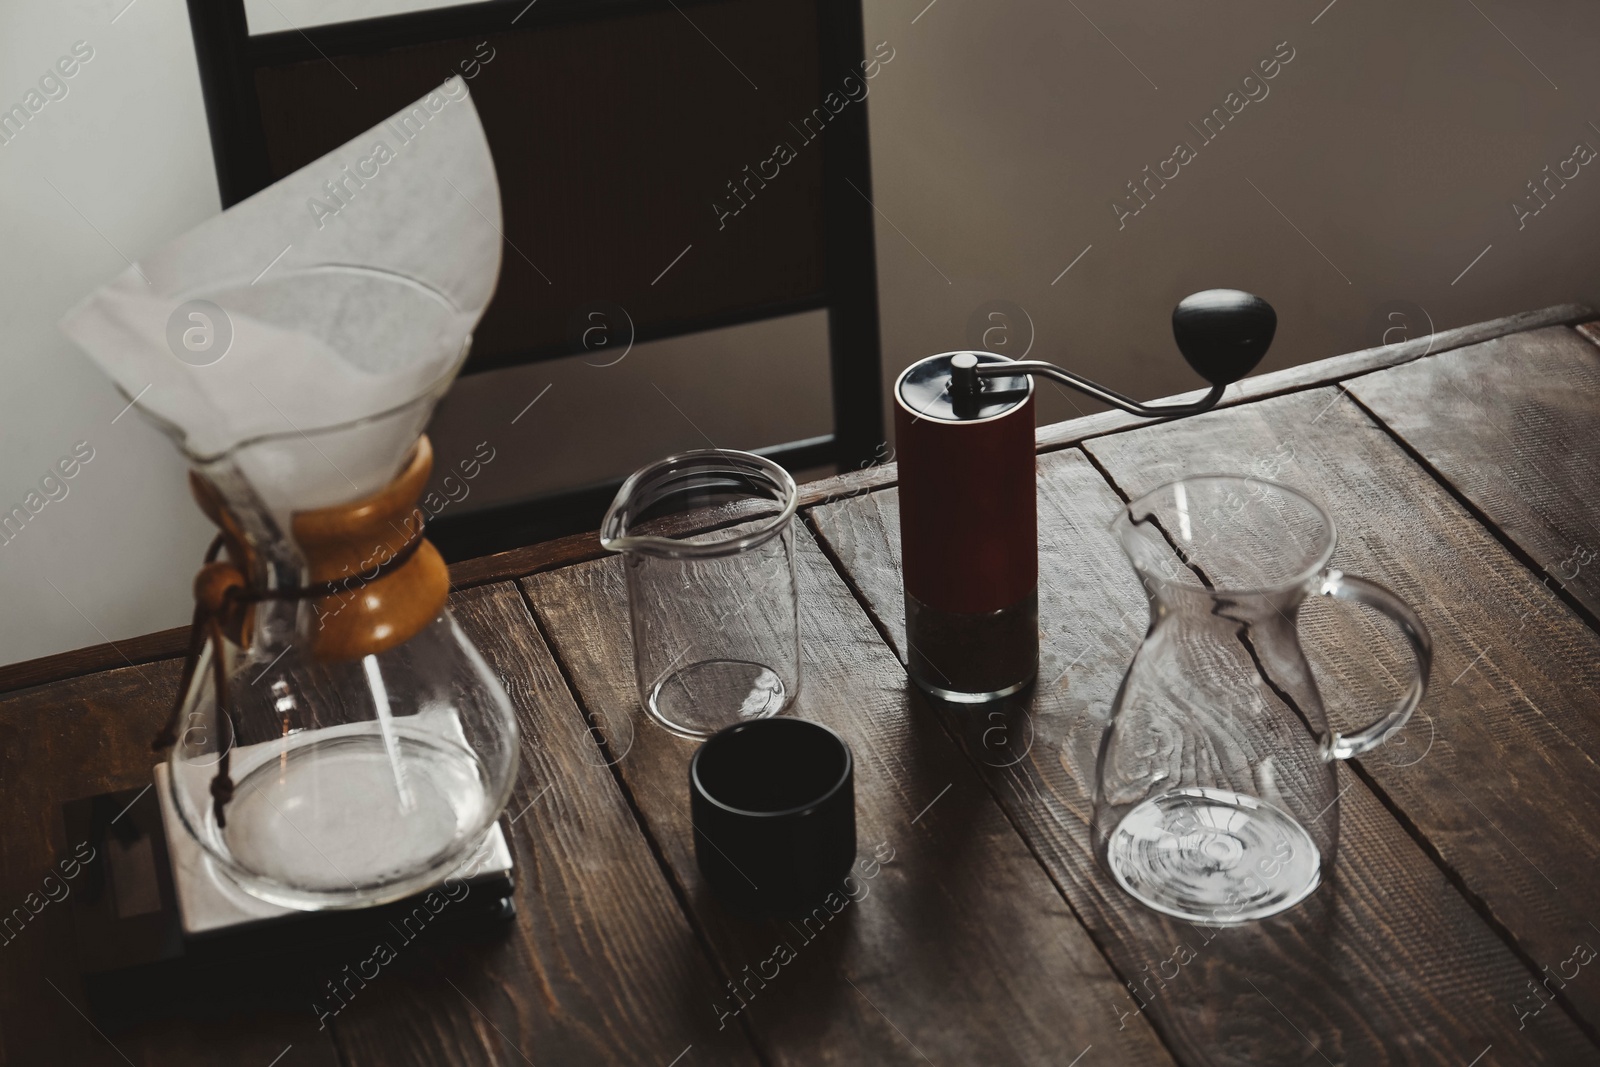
(1338, 385), (1600, 641)
(795, 508), (1191, 1067)
(509, 580), (777, 1067)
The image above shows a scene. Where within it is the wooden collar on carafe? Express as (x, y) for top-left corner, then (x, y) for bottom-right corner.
(189, 435), (451, 662)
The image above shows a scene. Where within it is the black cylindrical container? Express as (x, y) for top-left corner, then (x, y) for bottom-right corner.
(690, 718), (856, 917)
(894, 352), (1037, 702)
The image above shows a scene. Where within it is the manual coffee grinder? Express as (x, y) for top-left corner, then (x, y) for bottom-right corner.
(893, 289), (1276, 702)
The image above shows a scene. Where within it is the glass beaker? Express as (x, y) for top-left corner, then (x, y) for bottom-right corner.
(1093, 476), (1431, 923)
(600, 450), (801, 739)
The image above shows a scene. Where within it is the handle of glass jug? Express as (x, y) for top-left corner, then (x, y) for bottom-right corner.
(1315, 568), (1434, 760)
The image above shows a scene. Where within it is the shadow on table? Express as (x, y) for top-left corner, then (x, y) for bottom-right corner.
(688, 879), (856, 1040)
(81, 891), (516, 1034)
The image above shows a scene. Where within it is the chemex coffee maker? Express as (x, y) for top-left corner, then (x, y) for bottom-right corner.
(893, 289), (1276, 702)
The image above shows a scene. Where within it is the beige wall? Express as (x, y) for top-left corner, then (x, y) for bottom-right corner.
(860, 0), (1600, 427)
(0, 0), (221, 668)
(4, 0), (1599, 665)
(438, 0), (1600, 503)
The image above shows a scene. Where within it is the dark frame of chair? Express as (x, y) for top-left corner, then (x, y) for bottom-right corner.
(184, 0), (884, 558)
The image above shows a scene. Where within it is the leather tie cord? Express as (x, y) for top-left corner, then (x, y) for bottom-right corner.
(151, 513), (428, 828)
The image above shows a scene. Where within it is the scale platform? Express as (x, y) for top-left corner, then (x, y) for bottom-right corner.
(62, 771), (516, 1025)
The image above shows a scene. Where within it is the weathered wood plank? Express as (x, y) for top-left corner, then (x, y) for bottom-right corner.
(445, 530), (609, 593)
(0, 659), (345, 1067)
(523, 528), (1179, 1066)
(808, 450), (1597, 1065)
(1082, 388), (1600, 1045)
(0, 625), (192, 701)
(328, 583), (762, 1067)
(0, 583), (757, 1067)
(1345, 325), (1600, 625)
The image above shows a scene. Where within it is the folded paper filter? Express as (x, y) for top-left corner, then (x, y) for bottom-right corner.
(53, 80), (522, 915)
(59, 76), (502, 523)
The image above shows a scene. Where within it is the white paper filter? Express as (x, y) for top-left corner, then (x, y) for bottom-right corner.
(59, 77), (503, 518)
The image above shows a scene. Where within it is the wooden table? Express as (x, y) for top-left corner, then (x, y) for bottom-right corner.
(4, 304), (1600, 1066)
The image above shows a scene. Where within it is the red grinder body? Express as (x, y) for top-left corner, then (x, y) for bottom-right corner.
(894, 352), (1038, 702)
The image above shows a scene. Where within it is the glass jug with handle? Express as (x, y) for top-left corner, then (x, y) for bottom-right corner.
(1093, 476), (1432, 923)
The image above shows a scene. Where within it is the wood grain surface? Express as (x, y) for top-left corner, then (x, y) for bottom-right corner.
(0, 659), (344, 1066)
(6, 311), (1600, 1066)
(808, 450), (1598, 1065)
(327, 583), (762, 1067)
(1083, 387), (1600, 1046)
(1346, 325), (1600, 624)
(0, 583), (761, 1066)
(523, 527), (1180, 1067)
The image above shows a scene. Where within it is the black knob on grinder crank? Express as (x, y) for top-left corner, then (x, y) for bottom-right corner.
(1171, 289), (1275, 387)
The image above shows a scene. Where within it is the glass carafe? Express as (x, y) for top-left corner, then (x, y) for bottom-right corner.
(65, 249), (517, 912)
(163, 395), (519, 912)
(1093, 476), (1431, 923)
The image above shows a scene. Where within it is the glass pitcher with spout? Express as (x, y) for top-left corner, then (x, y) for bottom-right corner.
(600, 449), (801, 740)
(1093, 476), (1431, 924)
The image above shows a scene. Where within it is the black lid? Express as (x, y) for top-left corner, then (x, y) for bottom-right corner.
(895, 352), (1032, 423)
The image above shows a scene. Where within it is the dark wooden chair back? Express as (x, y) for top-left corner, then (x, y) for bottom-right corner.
(186, 0), (883, 557)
